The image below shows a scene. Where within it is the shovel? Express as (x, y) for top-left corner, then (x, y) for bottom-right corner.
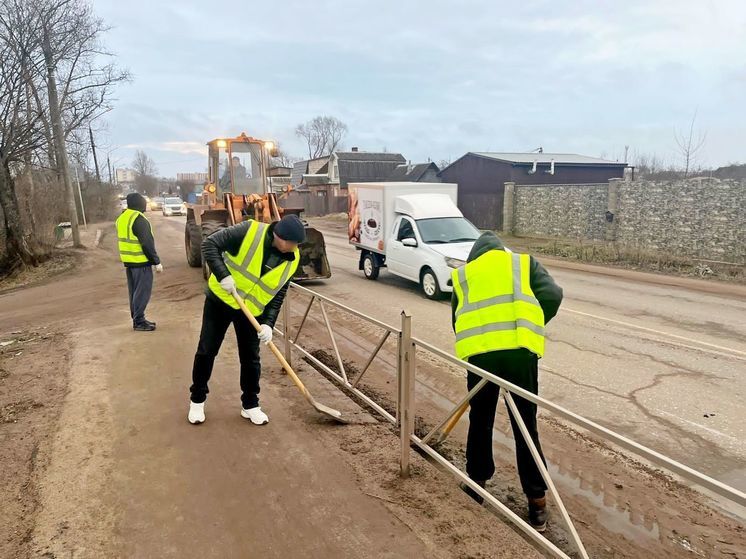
(435, 400), (469, 444)
(232, 291), (346, 423)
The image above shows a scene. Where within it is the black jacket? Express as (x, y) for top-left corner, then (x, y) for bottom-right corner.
(203, 221), (295, 328)
(123, 200), (160, 267)
(451, 232), (563, 331)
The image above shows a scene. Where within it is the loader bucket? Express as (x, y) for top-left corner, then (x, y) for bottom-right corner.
(295, 227), (331, 281)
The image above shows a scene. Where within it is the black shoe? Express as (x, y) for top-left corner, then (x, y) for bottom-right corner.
(460, 480), (487, 505)
(143, 319), (156, 328)
(133, 322), (156, 331)
(528, 496), (548, 532)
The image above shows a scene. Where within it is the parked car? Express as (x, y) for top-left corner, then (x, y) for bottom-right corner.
(150, 197), (165, 211)
(348, 182), (479, 299)
(162, 197), (186, 216)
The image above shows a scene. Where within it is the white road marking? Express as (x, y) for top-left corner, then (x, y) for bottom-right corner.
(563, 307), (746, 360)
(657, 411), (742, 444)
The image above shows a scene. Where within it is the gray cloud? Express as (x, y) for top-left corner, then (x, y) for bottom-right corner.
(96, 0), (746, 176)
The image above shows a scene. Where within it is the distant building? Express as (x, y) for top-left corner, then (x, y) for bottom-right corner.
(439, 152), (627, 229)
(268, 166), (292, 177)
(290, 156), (330, 190)
(289, 149), (408, 199)
(116, 168), (136, 186)
(387, 162), (441, 183)
(328, 149), (406, 189)
(176, 172), (208, 184)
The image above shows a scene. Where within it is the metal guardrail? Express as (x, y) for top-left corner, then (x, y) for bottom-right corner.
(275, 282), (746, 559)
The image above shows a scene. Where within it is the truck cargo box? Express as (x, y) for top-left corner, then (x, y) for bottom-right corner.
(347, 182), (459, 254)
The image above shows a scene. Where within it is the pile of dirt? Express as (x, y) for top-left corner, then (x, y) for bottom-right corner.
(0, 329), (70, 559)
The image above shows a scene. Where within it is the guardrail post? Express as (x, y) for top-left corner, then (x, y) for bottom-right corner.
(399, 310), (415, 477)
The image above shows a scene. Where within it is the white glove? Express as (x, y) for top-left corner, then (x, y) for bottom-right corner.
(219, 275), (236, 294)
(154, 263), (163, 273)
(257, 324), (273, 345)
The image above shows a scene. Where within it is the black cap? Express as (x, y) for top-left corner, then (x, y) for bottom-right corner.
(274, 214), (306, 243)
(126, 193), (147, 212)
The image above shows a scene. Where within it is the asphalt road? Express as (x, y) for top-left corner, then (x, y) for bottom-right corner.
(305, 217), (746, 492)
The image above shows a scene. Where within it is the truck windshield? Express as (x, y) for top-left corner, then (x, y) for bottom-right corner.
(416, 217), (480, 244)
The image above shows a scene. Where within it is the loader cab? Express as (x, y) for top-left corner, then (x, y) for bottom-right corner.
(207, 134), (277, 198)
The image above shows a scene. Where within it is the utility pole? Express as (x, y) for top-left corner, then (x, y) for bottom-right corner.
(107, 155), (113, 185)
(75, 167), (87, 230)
(89, 125), (101, 184)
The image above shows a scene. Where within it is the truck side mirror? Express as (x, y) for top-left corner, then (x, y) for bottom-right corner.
(402, 237), (418, 247)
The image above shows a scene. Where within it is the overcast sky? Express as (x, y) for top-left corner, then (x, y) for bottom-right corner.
(94, 0), (746, 178)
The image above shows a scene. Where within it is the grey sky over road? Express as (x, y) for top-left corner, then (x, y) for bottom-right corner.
(95, 0), (746, 178)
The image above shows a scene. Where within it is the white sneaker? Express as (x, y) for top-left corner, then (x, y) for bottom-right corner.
(241, 406), (269, 425)
(188, 401), (205, 424)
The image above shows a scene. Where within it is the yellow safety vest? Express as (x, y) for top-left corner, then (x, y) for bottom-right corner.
(208, 220), (299, 315)
(452, 249), (545, 359)
(115, 208), (152, 265)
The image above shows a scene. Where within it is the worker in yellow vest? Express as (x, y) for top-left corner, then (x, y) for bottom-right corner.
(115, 193), (162, 331)
(451, 231), (562, 532)
(187, 214), (304, 426)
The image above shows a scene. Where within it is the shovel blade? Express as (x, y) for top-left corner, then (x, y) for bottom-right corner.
(312, 401), (348, 424)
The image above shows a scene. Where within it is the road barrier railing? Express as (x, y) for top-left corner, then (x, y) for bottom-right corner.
(275, 283), (746, 559)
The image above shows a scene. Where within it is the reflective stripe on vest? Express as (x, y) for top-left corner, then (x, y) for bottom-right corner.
(115, 209), (151, 264)
(207, 220), (299, 314)
(452, 250), (545, 359)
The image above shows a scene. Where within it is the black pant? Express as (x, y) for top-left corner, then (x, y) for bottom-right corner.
(466, 349), (547, 499)
(126, 266), (153, 325)
(190, 295), (261, 409)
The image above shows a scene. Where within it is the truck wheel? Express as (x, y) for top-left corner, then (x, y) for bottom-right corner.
(420, 268), (442, 300)
(201, 220), (226, 280)
(362, 253), (379, 280)
(185, 219), (202, 267)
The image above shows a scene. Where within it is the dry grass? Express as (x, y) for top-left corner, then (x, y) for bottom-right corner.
(504, 236), (745, 282)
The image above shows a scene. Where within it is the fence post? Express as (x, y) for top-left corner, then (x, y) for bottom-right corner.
(502, 182), (515, 234)
(399, 310), (415, 478)
(605, 178), (621, 242)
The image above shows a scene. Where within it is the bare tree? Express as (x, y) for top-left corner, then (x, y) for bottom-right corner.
(0, 0), (48, 270)
(675, 110), (707, 178)
(27, 0), (129, 247)
(132, 149), (158, 196)
(132, 149), (156, 176)
(295, 115), (347, 159)
(270, 142), (298, 168)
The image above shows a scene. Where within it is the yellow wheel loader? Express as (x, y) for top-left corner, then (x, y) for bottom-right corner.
(184, 132), (331, 280)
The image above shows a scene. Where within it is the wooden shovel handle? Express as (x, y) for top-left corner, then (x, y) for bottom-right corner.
(231, 291), (313, 401)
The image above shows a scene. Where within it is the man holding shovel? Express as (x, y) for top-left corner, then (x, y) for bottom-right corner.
(451, 232), (563, 532)
(187, 214), (304, 425)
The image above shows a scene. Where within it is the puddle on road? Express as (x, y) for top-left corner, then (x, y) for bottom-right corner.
(547, 456), (660, 543)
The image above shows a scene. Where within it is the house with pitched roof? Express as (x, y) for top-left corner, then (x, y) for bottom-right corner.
(438, 152), (627, 229)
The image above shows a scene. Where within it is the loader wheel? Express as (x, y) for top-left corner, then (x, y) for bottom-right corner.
(362, 253), (379, 280)
(185, 219), (202, 268)
(201, 220), (227, 280)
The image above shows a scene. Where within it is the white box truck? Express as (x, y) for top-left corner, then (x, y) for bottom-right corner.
(347, 182), (481, 299)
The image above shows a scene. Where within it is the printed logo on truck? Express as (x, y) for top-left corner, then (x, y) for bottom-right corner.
(348, 186), (383, 250)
